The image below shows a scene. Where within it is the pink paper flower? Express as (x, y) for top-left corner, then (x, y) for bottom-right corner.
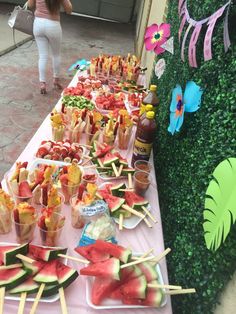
(144, 23), (170, 55)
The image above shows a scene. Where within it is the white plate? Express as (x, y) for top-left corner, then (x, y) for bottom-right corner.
(99, 183), (151, 229)
(86, 254), (167, 309)
(0, 242), (67, 303)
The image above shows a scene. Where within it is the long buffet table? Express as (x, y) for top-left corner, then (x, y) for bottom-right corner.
(1, 71), (172, 314)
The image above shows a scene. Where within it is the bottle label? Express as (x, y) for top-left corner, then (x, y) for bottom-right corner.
(133, 139), (152, 157)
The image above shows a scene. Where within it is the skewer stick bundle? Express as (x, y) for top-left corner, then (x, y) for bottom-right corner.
(165, 288), (196, 295)
(147, 284), (182, 290)
(142, 206), (157, 223)
(121, 255), (156, 269)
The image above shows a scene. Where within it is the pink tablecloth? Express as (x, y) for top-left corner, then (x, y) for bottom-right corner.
(1, 72), (172, 314)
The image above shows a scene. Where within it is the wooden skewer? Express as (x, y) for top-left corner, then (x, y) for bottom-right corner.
(29, 283), (45, 314)
(142, 206), (157, 223)
(151, 248), (171, 263)
(128, 173), (133, 189)
(81, 159), (91, 167)
(143, 217), (152, 228)
(119, 214), (124, 230)
(121, 255), (156, 269)
(18, 292), (27, 314)
(16, 254), (34, 264)
(118, 164), (124, 176)
(148, 284), (182, 290)
(96, 166), (112, 170)
(58, 254), (89, 264)
(131, 248), (154, 260)
(122, 205), (145, 218)
(165, 288), (196, 295)
(119, 189), (134, 192)
(59, 287), (68, 314)
(0, 287), (5, 314)
(0, 263), (22, 270)
(112, 163), (119, 177)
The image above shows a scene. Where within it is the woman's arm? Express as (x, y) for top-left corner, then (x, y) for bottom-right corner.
(27, 0), (36, 9)
(61, 0), (72, 14)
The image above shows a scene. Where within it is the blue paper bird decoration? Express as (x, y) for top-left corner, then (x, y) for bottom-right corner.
(68, 59), (90, 72)
(168, 81), (203, 135)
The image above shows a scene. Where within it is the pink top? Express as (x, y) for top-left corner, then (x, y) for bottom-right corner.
(35, 0), (70, 21)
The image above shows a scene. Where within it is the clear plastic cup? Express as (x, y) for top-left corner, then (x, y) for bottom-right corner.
(39, 212), (65, 247)
(103, 130), (115, 145)
(117, 126), (132, 150)
(66, 126), (81, 143)
(133, 171), (152, 197)
(12, 213), (37, 244)
(52, 125), (65, 142)
(82, 168), (97, 186)
(61, 182), (80, 204)
(70, 195), (85, 229)
(12, 193), (33, 206)
(134, 160), (152, 173)
(0, 211), (12, 234)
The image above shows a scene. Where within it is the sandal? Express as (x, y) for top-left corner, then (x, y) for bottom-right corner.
(53, 78), (63, 90)
(40, 82), (46, 95)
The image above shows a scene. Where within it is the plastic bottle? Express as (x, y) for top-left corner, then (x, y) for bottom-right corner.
(142, 85), (159, 111)
(131, 111), (157, 166)
(139, 104), (154, 121)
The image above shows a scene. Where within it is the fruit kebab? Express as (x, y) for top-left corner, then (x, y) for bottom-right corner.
(66, 110), (86, 143)
(117, 109), (133, 151)
(50, 110), (65, 141)
(41, 185), (64, 213)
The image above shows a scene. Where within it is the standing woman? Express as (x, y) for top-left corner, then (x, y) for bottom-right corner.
(27, 0), (72, 94)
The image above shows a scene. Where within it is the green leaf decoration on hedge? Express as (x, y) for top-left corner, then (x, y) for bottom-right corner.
(203, 158), (236, 251)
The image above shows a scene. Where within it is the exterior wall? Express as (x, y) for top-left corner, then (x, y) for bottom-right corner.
(135, 0), (169, 85)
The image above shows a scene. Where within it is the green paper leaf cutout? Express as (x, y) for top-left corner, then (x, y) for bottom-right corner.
(203, 158), (236, 251)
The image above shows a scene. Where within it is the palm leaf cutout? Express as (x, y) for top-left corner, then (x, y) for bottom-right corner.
(203, 158), (236, 251)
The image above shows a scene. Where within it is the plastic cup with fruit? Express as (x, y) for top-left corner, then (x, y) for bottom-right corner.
(0, 188), (14, 234)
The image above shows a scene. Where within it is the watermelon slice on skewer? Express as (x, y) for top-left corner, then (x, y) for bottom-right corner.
(0, 244), (28, 266)
(74, 244), (110, 263)
(91, 277), (120, 305)
(57, 262), (79, 289)
(0, 267), (29, 290)
(125, 191), (149, 210)
(29, 245), (67, 262)
(34, 260), (59, 285)
(80, 257), (120, 280)
(120, 275), (147, 299)
(137, 262), (158, 282)
(94, 240), (132, 264)
(9, 277), (39, 295)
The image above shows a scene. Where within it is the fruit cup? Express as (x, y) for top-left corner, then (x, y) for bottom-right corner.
(82, 170), (97, 187)
(39, 212), (65, 247)
(66, 126), (81, 143)
(117, 126), (132, 150)
(133, 171), (152, 197)
(85, 130), (100, 146)
(61, 182), (80, 204)
(52, 125), (65, 142)
(70, 195), (85, 229)
(40, 192), (65, 214)
(12, 193), (33, 206)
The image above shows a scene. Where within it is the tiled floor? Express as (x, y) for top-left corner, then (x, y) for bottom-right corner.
(0, 3), (135, 177)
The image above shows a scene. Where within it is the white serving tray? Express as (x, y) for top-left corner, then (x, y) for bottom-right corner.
(0, 242), (67, 303)
(86, 255), (167, 310)
(99, 183), (151, 229)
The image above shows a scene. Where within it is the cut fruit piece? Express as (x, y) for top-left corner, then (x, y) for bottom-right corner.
(0, 243), (28, 265)
(125, 191), (149, 210)
(103, 153), (119, 166)
(57, 262), (79, 289)
(34, 260), (59, 285)
(0, 267), (28, 290)
(42, 284), (59, 297)
(80, 257), (120, 280)
(22, 259), (46, 276)
(122, 285), (163, 307)
(18, 181), (33, 198)
(121, 168), (135, 175)
(92, 144), (113, 158)
(102, 194), (125, 212)
(29, 245), (67, 261)
(110, 183), (126, 197)
(74, 244), (110, 263)
(120, 275), (147, 299)
(91, 277), (120, 305)
(9, 276), (39, 295)
(94, 240), (132, 264)
(137, 262), (158, 282)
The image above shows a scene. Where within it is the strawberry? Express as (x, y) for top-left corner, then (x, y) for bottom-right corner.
(77, 184), (85, 200)
(41, 185), (48, 206)
(36, 146), (49, 158)
(18, 181), (32, 198)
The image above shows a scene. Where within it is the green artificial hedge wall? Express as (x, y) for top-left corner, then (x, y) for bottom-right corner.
(151, 0), (236, 313)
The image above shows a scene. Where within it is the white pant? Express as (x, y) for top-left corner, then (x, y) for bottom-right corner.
(33, 17), (62, 82)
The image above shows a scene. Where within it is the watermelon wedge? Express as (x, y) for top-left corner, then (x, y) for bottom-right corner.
(120, 275), (147, 299)
(110, 183), (126, 197)
(34, 260), (59, 285)
(42, 284), (59, 297)
(9, 277), (39, 295)
(101, 193), (125, 212)
(29, 245), (67, 261)
(103, 153), (119, 166)
(94, 240), (132, 263)
(125, 191), (149, 209)
(0, 267), (28, 290)
(0, 243), (28, 265)
(91, 277), (120, 305)
(74, 244), (110, 263)
(137, 262), (158, 282)
(18, 181), (33, 198)
(57, 262), (79, 289)
(80, 257), (120, 280)
(22, 259), (46, 276)
(92, 144), (113, 158)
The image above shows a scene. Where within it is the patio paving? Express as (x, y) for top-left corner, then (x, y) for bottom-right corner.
(0, 3), (135, 178)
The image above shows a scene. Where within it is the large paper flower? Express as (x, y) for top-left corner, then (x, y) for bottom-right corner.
(144, 23), (170, 55)
(168, 81), (203, 135)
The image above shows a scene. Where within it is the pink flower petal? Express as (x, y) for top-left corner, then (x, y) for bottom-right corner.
(159, 23), (171, 38)
(144, 37), (158, 51)
(144, 24), (159, 39)
(154, 44), (165, 55)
